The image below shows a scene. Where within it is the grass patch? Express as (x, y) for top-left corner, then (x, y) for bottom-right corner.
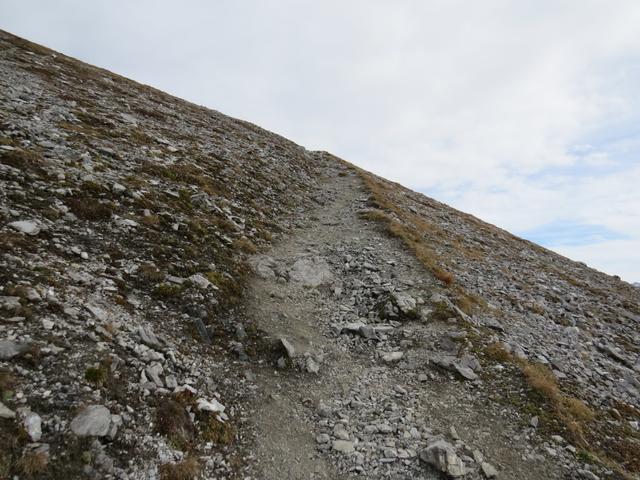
(67, 197), (114, 221)
(84, 365), (108, 386)
(138, 263), (165, 285)
(159, 457), (200, 480)
(232, 237), (258, 254)
(153, 283), (185, 298)
(16, 451), (48, 476)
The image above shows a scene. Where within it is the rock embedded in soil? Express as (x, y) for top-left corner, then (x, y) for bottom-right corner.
(70, 405), (112, 437)
(419, 440), (466, 477)
(8, 219), (40, 235)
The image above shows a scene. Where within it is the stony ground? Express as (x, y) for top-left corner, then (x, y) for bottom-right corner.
(1, 29), (639, 480)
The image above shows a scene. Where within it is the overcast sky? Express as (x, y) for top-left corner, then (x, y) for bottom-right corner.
(2, 1), (639, 282)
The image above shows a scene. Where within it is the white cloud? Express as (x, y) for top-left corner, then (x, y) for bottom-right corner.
(1, 0), (639, 281)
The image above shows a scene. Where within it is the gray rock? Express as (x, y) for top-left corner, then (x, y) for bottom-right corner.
(382, 351), (404, 363)
(0, 340), (30, 360)
(316, 433), (330, 443)
(0, 401), (16, 419)
(8, 220), (40, 235)
(454, 364), (478, 381)
(137, 326), (163, 349)
(145, 363), (164, 387)
(280, 338), (295, 358)
(578, 469), (599, 480)
(419, 440), (466, 477)
(188, 273), (211, 289)
(70, 405), (112, 437)
(306, 357), (320, 374)
(481, 462), (498, 478)
(392, 292), (417, 316)
(332, 440), (355, 454)
(289, 256), (333, 288)
(248, 255), (277, 279)
(0, 296), (21, 311)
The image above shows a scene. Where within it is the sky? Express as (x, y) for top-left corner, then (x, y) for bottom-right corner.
(1, 1), (639, 283)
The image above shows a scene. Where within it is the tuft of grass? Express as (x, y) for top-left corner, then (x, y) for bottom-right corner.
(67, 197), (114, 221)
(199, 414), (234, 445)
(138, 263), (165, 284)
(232, 237), (258, 254)
(84, 365), (108, 386)
(159, 457), (200, 480)
(0, 369), (16, 400)
(16, 451), (48, 476)
(155, 398), (194, 450)
(484, 342), (513, 363)
(0, 149), (43, 171)
(153, 283), (184, 298)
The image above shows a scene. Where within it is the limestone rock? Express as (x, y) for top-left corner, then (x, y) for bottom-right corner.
(70, 405), (112, 437)
(419, 440), (466, 477)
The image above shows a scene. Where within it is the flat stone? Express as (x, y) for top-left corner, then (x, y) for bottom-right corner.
(289, 256), (333, 288)
(454, 364), (478, 381)
(332, 440), (355, 454)
(0, 401), (16, 419)
(383, 351), (404, 363)
(481, 462), (498, 478)
(8, 220), (40, 235)
(0, 340), (31, 360)
(70, 405), (112, 437)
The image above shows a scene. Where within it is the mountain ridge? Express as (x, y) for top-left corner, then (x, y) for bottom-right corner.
(1, 29), (639, 480)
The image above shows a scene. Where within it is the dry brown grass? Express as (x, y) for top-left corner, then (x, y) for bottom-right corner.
(138, 263), (165, 284)
(360, 207), (454, 286)
(16, 451), (48, 476)
(67, 198), (114, 221)
(232, 237), (258, 254)
(200, 415), (234, 445)
(159, 456), (200, 480)
(155, 398), (195, 450)
(482, 343), (595, 447)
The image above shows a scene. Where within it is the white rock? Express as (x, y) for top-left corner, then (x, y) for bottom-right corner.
(23, 411), (42, 441)
(70, 405), (112, 436)
(8, 220), (40, 235)
(196, 398), (225, 414)
(189, 273), (211, 289)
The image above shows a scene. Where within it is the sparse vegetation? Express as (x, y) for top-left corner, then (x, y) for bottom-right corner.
(200, 414), (234, 445)
(67, 197), (114, 220)
(84, 365), (108, 386)
(16, 451), (48, 476)
(233, 237), (258, 254)
(159, 456), (200, 480)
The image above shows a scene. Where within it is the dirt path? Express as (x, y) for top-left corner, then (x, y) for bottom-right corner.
(242, 164), (567, 479)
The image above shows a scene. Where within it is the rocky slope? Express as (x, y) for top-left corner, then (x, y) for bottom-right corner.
(1, 30), (639, 480)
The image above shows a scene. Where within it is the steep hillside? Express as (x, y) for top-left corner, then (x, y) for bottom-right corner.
(1, 30), (638, 480)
